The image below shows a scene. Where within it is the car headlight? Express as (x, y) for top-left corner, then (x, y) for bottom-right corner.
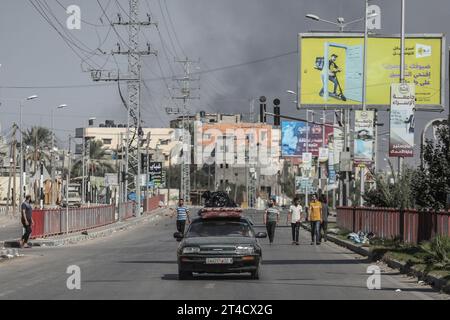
(182, 247), (200, 254)
(235, 245), (255, 254)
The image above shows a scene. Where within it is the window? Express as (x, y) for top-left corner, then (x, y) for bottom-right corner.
(220, 164), (224, 168)
(225, 164), (229, 169)
(102, 138), (112, 145)
(165, 155), (169, 161)
(160, 139), (169, 145)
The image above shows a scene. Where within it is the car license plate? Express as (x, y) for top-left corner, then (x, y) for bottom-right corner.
(205, 258), (233, 264)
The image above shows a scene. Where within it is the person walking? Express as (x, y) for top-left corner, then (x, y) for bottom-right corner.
(19, 195), (33, 248)
(171, 198), (190, 236)
(320, 195), (329, 242)
(264, 199), (280, 245)
(287, 197), (303, 245)
(308, 194), (322, 245)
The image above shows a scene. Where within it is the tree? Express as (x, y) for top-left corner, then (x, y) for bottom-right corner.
(363, 159), (415, 209)
(22, 126), (53, 173)
(412, 123), (450, 211)
(71, 140), (115, 177)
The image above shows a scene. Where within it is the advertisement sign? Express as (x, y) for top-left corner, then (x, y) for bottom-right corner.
(149, 162), (163, 187)
(319, 147), (329, 162)
(281, 121), (333, 157)
(302, 152), (312, 169)
(389, 83), (415, 157)
(333, 127), (344, 165)
(354, 110), (374, 163)
(298, 33), (443, 107)
(295, 176), (315, 194)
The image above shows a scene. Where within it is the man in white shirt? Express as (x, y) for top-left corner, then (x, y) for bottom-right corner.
(287, 197), (303, 245)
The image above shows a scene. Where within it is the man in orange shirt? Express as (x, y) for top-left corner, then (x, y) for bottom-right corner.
(308, 194), (323, 245)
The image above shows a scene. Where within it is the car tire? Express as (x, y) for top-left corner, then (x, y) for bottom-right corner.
(178, 269), (193, 280)
(250, 268), (260, 280)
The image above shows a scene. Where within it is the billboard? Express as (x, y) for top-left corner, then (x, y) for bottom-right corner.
(149, 162), (163, 187)
(298, 33), (444, 108)
(281, 120), (333, 157)
(354, 110), (374, 164)
(389, 83), (415, 157)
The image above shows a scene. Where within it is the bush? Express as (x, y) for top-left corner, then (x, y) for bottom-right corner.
(420, 236), (450, 272)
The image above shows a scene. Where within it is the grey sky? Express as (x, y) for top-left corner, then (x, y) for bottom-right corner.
(0, 0), (449, 168)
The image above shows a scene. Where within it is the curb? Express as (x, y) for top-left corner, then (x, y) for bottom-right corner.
(3, 208), (169, 248)
(300, 223), (450, 294)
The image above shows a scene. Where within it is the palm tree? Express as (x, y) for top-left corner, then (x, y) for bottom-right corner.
(71, 140), (116, 177)
(22, 126), (53, 173)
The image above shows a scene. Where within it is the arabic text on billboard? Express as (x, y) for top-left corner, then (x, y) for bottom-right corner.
(354, 110), (374, 163)
(389, 83), (415, 157)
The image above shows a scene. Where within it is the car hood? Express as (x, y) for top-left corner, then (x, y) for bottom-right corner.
(182, 236), (257, 247)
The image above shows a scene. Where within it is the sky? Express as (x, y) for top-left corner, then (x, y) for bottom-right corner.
(0, 0), (449, 168)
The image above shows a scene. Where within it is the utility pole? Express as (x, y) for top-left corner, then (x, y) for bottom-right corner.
(90, 0), (157, 215)
(6, 124), (18, 216)
(171, 58), (200, 203)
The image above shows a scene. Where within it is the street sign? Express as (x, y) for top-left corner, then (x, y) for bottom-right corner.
(104, 173), (118, 186)
(149, 162), (163, 187)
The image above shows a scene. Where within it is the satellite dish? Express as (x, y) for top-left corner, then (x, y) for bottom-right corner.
(273, 98), (280, 106)
(259, 96), (266, 103)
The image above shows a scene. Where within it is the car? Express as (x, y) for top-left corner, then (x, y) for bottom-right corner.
(174, 208), (267, 280)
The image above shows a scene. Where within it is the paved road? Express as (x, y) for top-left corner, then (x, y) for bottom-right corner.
(0, 209), (448, 300)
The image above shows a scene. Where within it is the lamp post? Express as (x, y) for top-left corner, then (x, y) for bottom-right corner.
(19, 95), (38, 208)
(51, 104), (68, 206)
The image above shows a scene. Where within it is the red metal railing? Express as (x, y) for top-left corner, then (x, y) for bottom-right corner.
(31, 205), (116, 239)
(119, 201), (135, 220)
(336, 207), (450, 244)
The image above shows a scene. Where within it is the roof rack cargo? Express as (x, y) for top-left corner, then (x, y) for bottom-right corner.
(199, 207), (243, 219)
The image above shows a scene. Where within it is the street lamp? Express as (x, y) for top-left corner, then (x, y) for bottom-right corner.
(50, 104), (69, 206)
(305, 12), (377, 32)
(19, 95), (38, 207)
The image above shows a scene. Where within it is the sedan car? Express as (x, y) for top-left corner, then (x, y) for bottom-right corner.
(174, 210), (266, 280)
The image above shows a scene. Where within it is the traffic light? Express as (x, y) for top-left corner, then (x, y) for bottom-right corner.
(273, 98), (281, 126)
(259, 96), (267, 123)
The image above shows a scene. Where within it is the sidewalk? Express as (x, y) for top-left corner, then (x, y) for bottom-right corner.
(1, 208), (170, 248)
(300, 222), (450, 294)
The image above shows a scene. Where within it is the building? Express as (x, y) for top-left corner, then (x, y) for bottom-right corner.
(170, 112), (242, 129)
(75, 120), (185, 167)
(194, 121), (282, 203)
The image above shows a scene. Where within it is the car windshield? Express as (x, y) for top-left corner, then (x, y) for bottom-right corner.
(187, 221), (254, 238)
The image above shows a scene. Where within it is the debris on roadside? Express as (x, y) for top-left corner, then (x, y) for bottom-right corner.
(347, 231), (375, 244)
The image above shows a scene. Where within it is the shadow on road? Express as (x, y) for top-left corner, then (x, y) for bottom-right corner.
(118, 260), (176, 264)
(162, 274), (254, 281)
(262, 258), (370, 265)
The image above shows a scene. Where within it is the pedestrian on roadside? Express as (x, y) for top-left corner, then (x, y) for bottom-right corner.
(287, 197), (303, 245)
(308, 194), (322, 245)
(320, 195), (329, 242)
(170, 198), (190, 236)
(19, 195), (33, 248)
(263, 199), (280, 245)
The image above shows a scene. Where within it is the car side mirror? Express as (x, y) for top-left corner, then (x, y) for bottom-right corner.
(173, 232), (184, 240)
(256, 232), (267, 239)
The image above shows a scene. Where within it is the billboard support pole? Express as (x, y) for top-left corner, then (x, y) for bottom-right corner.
(305, 110), (310, 208)
(398, 0), (406, 177)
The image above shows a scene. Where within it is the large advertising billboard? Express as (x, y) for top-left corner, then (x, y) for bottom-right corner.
(298, 33), (444, 108)
(389, 83), (415, 157)
(281, 121), (333, 157)
(354, 110), (374, 164)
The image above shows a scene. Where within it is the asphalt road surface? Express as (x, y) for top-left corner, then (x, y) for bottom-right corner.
(0, 209), (448, 300)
